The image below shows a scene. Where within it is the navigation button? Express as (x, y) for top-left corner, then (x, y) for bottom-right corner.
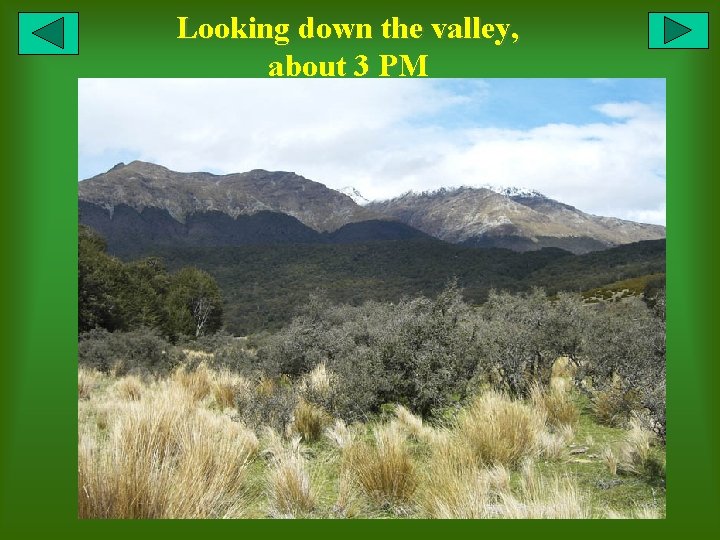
(19, 12), (79, 55)
(648, 12), (709, 49)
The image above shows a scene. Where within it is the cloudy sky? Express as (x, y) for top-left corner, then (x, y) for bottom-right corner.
(79, 78), (665, 225)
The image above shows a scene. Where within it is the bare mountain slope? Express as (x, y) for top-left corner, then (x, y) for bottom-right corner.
(79, 161), (381, 232)
(367, 187), (665, 254)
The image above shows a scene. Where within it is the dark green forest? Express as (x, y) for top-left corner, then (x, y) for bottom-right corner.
(144, 238), (665, 334)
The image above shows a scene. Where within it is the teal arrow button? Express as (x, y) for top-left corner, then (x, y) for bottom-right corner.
(649, 12), (709, 49)
(18, 12), (79, 55)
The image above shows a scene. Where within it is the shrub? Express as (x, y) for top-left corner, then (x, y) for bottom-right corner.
(79, 328), (181, 375)
(592, 377), (643, 427)
(237, 378), (299, 433)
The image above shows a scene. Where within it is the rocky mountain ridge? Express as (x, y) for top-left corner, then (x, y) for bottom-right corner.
(79, 162), (665, 254)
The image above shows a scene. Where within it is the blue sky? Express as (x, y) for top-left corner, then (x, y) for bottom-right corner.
(79, 78), (665, 224)
(421, 79), (665, 130)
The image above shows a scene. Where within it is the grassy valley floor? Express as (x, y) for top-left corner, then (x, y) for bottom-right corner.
(78, 362), (665, 519)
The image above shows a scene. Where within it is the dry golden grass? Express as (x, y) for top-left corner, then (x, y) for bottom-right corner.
(602, 447), (618, 476)
(113, 375), (144, 401)
(419, 431), (511, 519)
(261, 428), (316, 517)
(212, 370), (251, 410)
(606, 504), (663, 519)
(496, 461), (589, 518)
(79, 364), (663, 519)
(298, 362), (334, 400)
(325, 419), (355, 449)
(421, 466), (491, 518)
(173, 363), (213, 402)
(78, 367), (101, 400)
(551, 356), (576, 379)
(617, 415), (658, 476)
(332, 471), (364, 518)
(457, 391), (545, 467)
(267, 452), (316, 517)
(530, 382), (580, 428)
(537, 431), (568, 461)
(394, 404), (428, 440)
(343, 422), (417, 505)
(293, 399), (330, 442)
(78, 379), (258, 518)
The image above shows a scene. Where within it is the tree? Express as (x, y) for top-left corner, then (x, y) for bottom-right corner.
(165, 267), (223, 339)
(78, 226), (126, 332)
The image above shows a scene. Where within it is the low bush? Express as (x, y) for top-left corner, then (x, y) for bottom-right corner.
(236, 378), (299, 433)
(79, 328), (181, 375)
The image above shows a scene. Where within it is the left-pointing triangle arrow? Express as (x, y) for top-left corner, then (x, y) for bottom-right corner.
(32, 17), (65, 49)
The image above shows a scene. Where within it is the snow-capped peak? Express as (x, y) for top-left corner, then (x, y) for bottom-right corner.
(339, 186), (370, 205)
(481, 184), (546, 199)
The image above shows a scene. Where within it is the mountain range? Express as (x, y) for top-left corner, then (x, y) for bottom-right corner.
(78, 161), (665, 256)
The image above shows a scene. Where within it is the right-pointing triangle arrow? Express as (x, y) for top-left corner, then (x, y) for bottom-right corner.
(664, 16), (692, 44)
(32, 17), (65, 49)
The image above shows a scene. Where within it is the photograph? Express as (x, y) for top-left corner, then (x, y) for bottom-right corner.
(77, 78), (666, 519)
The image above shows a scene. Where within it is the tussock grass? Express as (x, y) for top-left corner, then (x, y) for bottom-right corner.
(212, 370), (251, 410)
(343, 422), (417, 505)
(78, 367), (101, 400)
(617, 415), (663, 478)
(173, 363), (213, 402)
(496, 461), (589, 518)
(394, 405), (428, 440)
(602, 447), (618, 476)
(79, 364), (665, 519)
(113, 375), (144, 401)
(293, 399), (330, 442)
(537, 431), (568, 461)
(261, 428), (316, 517)
(298, 362), (334, 400)
(78, 379), (258, 518)
(551, 356), (576, 379)
(530, 382), (580, 428)
(606, 504), (663, 519)
(325, 419), (355, 449)
(457, 391), (545, 467)
(267, 453), (316, 517)
(332, 471), (364, 518)
(419, 434), (511, 519)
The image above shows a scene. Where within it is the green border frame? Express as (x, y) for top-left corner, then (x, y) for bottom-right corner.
(1, 0), (718, 534)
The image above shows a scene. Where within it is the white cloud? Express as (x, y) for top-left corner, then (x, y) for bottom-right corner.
(79, 79), (665, 225)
